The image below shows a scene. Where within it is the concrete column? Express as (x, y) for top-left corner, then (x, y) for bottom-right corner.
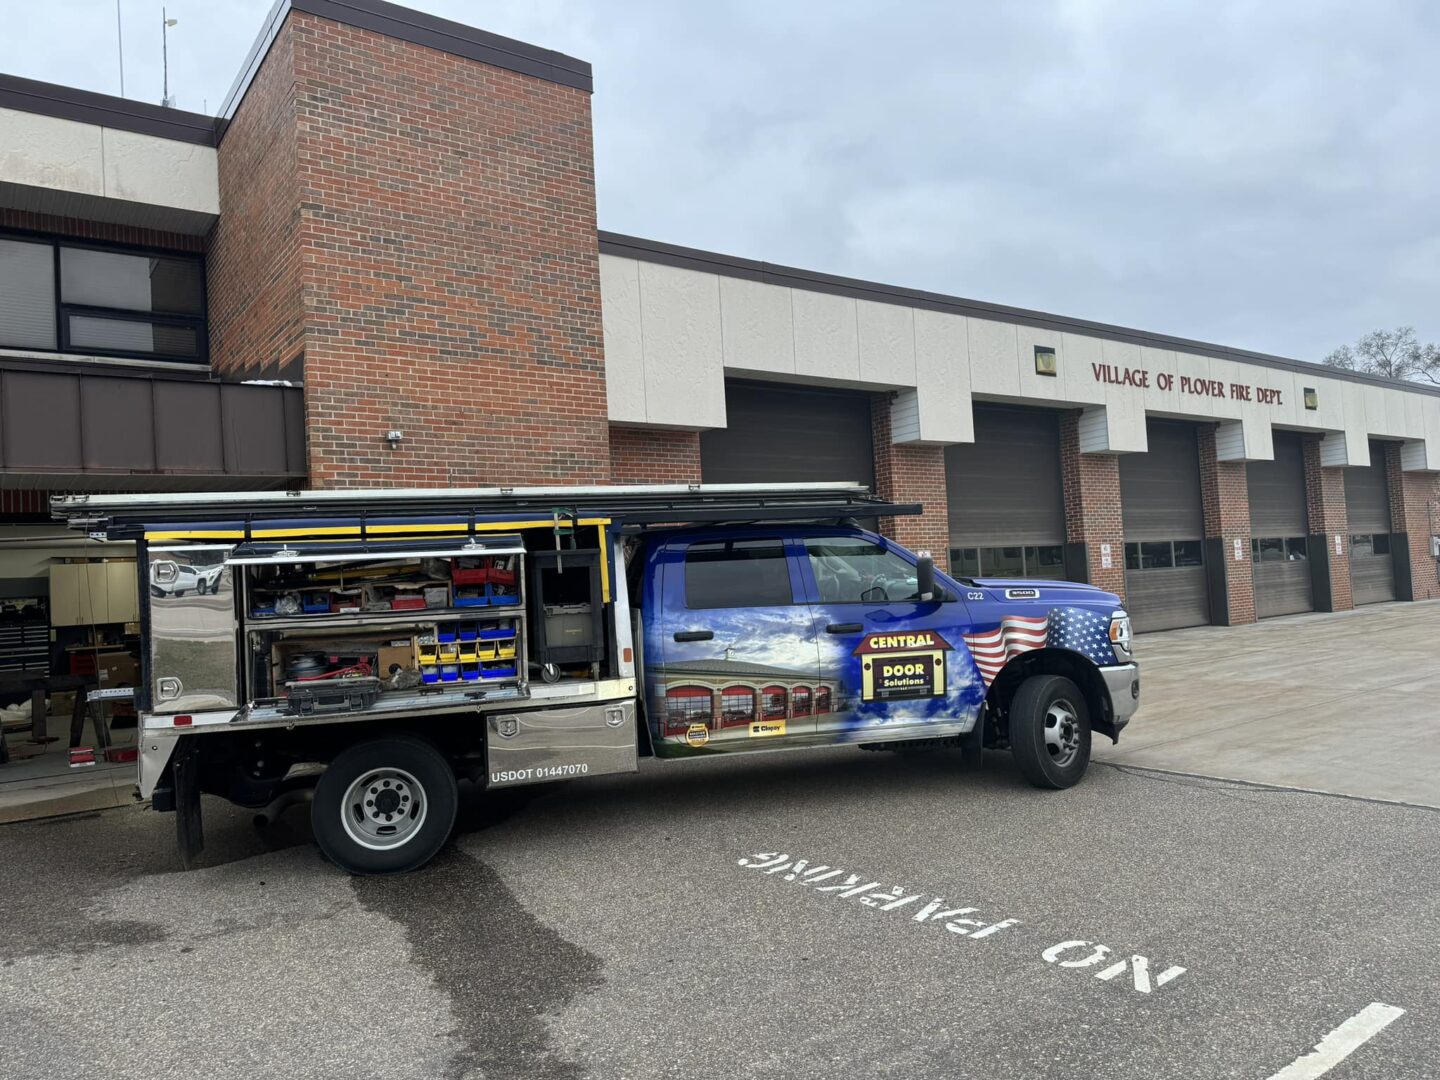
(1384, 442), (1440, 602)
(1198, 426), (1256, 625)
(871, 395), (950, 571)
(1303, 437), (1352, 611)
(1059, 411), (1126, 600)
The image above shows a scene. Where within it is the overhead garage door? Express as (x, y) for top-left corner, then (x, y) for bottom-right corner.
(700, 381), (875, 487)
(1345, 441), (1395, 606)
(945, 405), (1067, 579)
(1247, 432), (1313, 618)
(1120, 420), (1209, 632)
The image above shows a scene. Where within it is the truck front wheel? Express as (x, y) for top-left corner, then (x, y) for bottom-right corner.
(311, 736), (458, 874)
(1008, 675), (1090, 790)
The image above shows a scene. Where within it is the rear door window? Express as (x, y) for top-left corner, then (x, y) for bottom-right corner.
(684, 539), (793, 609)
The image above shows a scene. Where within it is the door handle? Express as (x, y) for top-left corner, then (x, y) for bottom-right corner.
(673, 630), (714, 642)
(826, 622), (864, 634)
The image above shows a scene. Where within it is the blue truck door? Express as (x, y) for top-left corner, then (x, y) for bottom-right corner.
(651, 536), (821, 753)
(799, 534), (985, 742)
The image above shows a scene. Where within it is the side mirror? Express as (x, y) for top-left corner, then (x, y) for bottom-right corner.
(916, 551), (935, 602)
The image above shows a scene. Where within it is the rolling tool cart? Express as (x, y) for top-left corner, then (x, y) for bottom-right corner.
(528, 548), (606, 683)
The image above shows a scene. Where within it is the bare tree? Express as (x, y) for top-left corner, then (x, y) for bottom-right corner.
(1323, 326), (1440, 385)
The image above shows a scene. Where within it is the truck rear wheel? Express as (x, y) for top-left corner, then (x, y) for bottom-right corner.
(311, 735), (458, 874)
(1008, 675), (1090, 790)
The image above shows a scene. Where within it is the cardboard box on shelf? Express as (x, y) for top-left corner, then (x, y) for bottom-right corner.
(377, 639), (418, 677)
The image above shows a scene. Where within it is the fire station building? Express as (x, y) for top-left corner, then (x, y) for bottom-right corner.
(1, 0), (1439, 638)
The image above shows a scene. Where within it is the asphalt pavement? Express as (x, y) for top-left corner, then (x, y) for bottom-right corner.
(2, 745), (1436, 1080)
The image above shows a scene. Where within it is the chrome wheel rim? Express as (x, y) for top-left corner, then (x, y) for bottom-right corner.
(341, 767), (427, 851)
(1043, 699), (1082, 768)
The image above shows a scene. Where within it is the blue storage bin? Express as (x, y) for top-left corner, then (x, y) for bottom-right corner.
(457, 623), (478, 642)
(477, 625), (512, 640)
(440, 664), (461, 683)
(301, 592), (330, 613)
(480, 664), (517, 679)
(454, 594), (490, 607)
(436, 626), (458, 643)
(420, 668), (440, 685)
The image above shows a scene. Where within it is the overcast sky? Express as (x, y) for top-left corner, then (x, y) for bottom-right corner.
(4, 0), (1437, 363)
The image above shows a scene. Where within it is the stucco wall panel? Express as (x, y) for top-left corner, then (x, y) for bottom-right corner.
(600, 254), (646, 425)
(719, 275), (795, 378)
(100, 128), (219, 215)
(636, 260), (725, 429)
(967, 317), (1020, 397)
(857, 299), (914, 387)
(910, 308), (971, 445)
(792, 289), (859, 382)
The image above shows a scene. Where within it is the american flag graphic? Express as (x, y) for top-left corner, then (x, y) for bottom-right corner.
(961, 615), (1049, 685)
(961, 607), (1116, 686)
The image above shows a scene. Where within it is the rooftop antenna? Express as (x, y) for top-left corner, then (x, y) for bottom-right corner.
(115, 0), (126, 96)
(161, 7), (179, 107)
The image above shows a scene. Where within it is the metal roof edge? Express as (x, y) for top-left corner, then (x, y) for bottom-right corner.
(0, 73), (220, 146)
(217, 0), (591, 129)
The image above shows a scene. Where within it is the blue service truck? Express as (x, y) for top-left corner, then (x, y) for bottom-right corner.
(55, 484), (1139, 875)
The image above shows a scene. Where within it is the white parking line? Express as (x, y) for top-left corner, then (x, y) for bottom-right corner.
(1266, 1002), (1406, 1079)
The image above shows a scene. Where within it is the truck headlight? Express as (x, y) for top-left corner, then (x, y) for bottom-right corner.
(1108, 610), (1133, 660)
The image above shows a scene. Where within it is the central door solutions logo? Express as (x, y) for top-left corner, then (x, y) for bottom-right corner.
(852, 631), (952, 701)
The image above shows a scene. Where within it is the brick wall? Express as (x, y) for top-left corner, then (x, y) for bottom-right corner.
(1303, 437), (1351, 611)
(208, 12), (609, 488)
(1197, 426), (1256, 624)
(295, 15), (607, 488)
(870, 396), (949, 571)
(609, 426), (701, 484)
(1384, 443), (1440, 601)
(0, 209), (205, 253)
(1059, 411), (1125, 598)
(206, 23), (304, 383)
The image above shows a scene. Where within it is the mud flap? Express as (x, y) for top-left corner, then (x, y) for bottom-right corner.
(173, 736), (204, 869)
(958, 711), (985, 772)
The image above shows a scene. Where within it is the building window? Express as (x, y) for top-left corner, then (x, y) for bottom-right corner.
(815, 687), (831, 714)
(1124, 540), (1206, 570)
(792, 687), (812, 717)
(948, 544), (1067, 579)
(0, 233), (206, 363)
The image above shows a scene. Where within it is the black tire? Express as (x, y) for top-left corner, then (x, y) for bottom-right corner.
(1008, 675), (1091, 790)
(311, 735), (458, 874)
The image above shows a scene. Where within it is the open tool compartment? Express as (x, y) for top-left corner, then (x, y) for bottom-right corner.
(231, 535), (527, 717)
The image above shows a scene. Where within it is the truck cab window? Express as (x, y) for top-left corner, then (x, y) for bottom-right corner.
(684, 539), (793, 609)
(805, 536), (920, 604)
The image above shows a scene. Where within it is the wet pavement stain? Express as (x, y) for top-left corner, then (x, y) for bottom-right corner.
(354, 847), (604, 1080)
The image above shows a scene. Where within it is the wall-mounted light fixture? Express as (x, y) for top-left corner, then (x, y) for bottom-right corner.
(1034, 345), (1057, 377)
(1303, 388), (1318, 410)
(385, 429), (404, 447)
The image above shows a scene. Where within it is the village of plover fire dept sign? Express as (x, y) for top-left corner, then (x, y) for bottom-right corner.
(853, 631), (951, 701)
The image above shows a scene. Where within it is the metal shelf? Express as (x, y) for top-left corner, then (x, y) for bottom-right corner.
(245, 605), (524, 632)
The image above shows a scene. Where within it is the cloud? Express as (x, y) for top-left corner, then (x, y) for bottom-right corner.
(3, 0), (1437, 361)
